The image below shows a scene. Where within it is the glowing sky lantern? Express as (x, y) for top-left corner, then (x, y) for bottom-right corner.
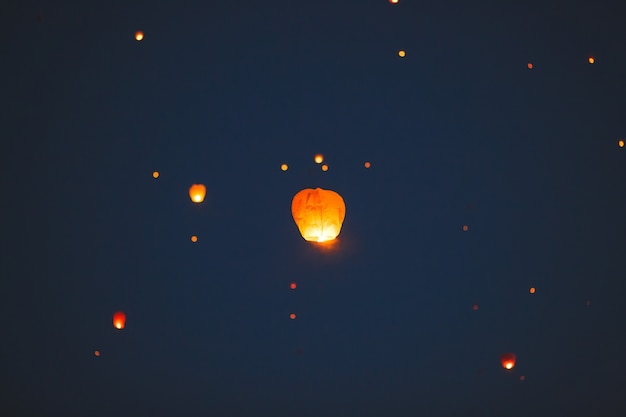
(501, 353), (516, 370)
(588, 56), (595, 64)
(191, 235), (198, 243)
(189, 184), (206, 203)
(527, 62), (533, 69)
(364, 161), (371, 168)
(462, 225), (469, 232)
(94, 350), (100, 357)
(321, 164), (329, 172)
(290, 313), (296, 319)
(135, 31), (144, 41)
(290, 282), (297, 290)
(281, 163), (289, 171)
(152, 171), (159, 179)
(314, 154), (324, 164)
(619, 139), (624, 148)
(529, 287), (536, 294)
(291, 188), (346, 243)
(398, 50), (406, 58)
(389, 0), (399, 4)
(113, 311), (126, 330)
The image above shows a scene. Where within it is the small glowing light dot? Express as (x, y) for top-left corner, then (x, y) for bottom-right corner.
(364, 161), (371, 168)
(618, 139), (624, 148)
(505, 363), (513, 370)
(135, 31), (144, 41)
(321, 164), (329, 171)
(462, 225), (469, 232)
(152, 171), (159, 178)
(520, 375), (525, 381)
(530, 287), (536, 294)
(281, 163), (288, 171)
(588, 57), (595, 64)
(389, 0), (399, 4)
(314, 154), (324, 164)
(527, 62), (533, 69)
(290, 282), (296, 290)
(290, 313), (296, 320)
(191, 235), (198, 243)
(472, 304), (479, 311)
(398, 50), (406, 58)
(94, 350), (100, 357)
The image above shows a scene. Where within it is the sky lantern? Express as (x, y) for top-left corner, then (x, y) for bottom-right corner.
(462, 225), (469, 231)
(189, 184), (206, 203)
(588, 56), (595, 64)
(529, 287), (536, 294)
(398, 50), (406, 58)
(281, 163), (289, 171)
(291, 188), (346, 243)
(364, 161), (371, 168)
(113, 311), (126, 330)
(501, 353), (516, 370)
(290, 282), (297, 289)
(152, 171), (159, 178)
(314, 154), (324, 164)
(389, 0), (399, 4)
(290, 313), (296, 319)
(619, 139), (624, 148)
(191, 235), (198, 243)
(527, 62), (533, 69)
(94, 350), (100, 357)
(135, 31), (144, 41)
(321, 164), (329, 171)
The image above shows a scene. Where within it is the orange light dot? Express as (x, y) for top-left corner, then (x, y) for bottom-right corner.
(152, 171), (159, 178)
(389, 0), (399, 4)
(191, 235), (198, 243)
(135, 31), (144, 41)
(281, 163), (288, 171)
(529, 287), (536, 294)
(398, 50), (406, 58)
(618, 139), (624, 148)
(462, 225), (469, 232)
(527, 62), (533, 69)
(94, 350), (100, 357)
(314, 154), (324, 164)
(588, 56), (595, 64)
(364, 161), (371, 168)
(321, 164), (328, 171)
(290, 282), (296, 290)
(289, 313), (296, 319)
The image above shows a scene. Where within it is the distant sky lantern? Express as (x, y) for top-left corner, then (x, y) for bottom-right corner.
(364, 161), (371, 168)
(292, 188), (346, 243)
(290, 313), (296, 319)
(135, 31), (144, 41)
(152, 171), (159, 179)
(314, 154), (324, 164)
(389, 0), (399, 3)
(290, 282), (297, 290)
(462, 225), (469, 232)
(529, 287), (536, 294)
(398, 50), (406, 58)
(191, 235), (198, 243)
(588, 56), (595, 64)
(472, 304), (479, 311)
(501, 353), (516, 370)
(619, 139), (624, 148)
(527, 62), (533, 69)
(321, 164), (329, 171)
(94, 350), (100, 357)
(113, 311), (126, 330)
(281, 163), (289, 171)
(189, 184), (206, 203)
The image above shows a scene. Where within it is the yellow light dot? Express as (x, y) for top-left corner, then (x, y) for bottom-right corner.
(321, 164), (329, 171)
(135, 31), (144, 41)
(314, 154), (324, 164)
(398, 50), (406, 58)
(281, 163), (288, 171)
(588, 56), (595, 64)
(191, 235), (198, 243)
(364, 161), (371, 168)
(619, 139), (624, 148)
(152, 171), (159, 179)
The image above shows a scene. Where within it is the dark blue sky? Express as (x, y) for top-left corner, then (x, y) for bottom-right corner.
(3, 0), (626, 416)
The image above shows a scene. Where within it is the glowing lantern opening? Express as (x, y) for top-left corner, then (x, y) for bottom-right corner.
(291, 188), (346, 243)
(135, 31), (144, 41)
(314, 154), (324, 164)
(189, 184), (206, 203)
(113, 311), (126, 330)
(389, 0), (399, 3)
(501, 353), (516, 370)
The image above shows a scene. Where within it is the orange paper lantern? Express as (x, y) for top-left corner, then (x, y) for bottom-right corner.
(501, 353), (516, 370)
(291, 188), (346, 243)
(113, 311), (126, 330)
(189, 184), (206, 203)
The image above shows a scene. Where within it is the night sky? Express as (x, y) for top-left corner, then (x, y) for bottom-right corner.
(3, 0), (626, 416)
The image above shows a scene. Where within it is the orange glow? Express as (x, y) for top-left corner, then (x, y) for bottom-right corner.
(588, 56), (595, 64)
(113, 311), (126, 330)
(398, 50), (406, 58)
(290, 313), (296, 319)
(281, 163), (288, 171)
(527, 62), (533, 69)
(619, 139), (624, 148)
(152, 171), (159, 179)
(290, 282), (296, 290)
(135, 31), (144, 41)
(321, 164), (329, 171)
(529, 287), (536, 294)
(501, 353), (516, 370)
(462, 225), (469, 232)
(292, 188), (346, 243)
(472, 304), (479, 311)
(314, 154), (324, 164)
(389, 0), (399, 4)
(94, 350), (100, 357)
(364, 161), (371, 168)
(189, 184), (206, 203)
(191, 235), (198, 243)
